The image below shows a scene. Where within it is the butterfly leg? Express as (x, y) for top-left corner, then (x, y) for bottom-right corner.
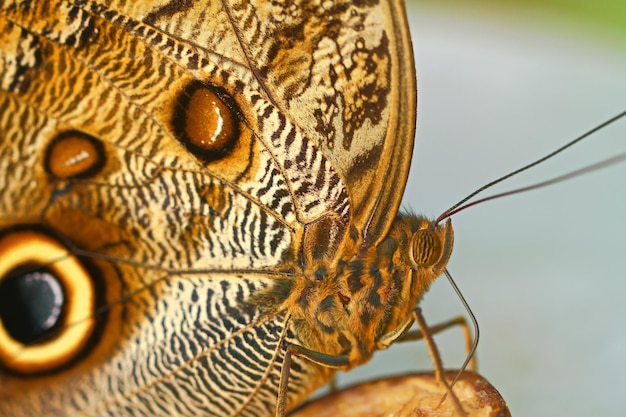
(277, 343), (350, 417)
(413, 307), (468, 417)
(395, 315), (477, 371)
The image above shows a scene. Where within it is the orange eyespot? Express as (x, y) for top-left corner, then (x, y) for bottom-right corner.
(185, 87), (236, 150)
(44, 131), (106, 179)
(173, 82), (241, 162)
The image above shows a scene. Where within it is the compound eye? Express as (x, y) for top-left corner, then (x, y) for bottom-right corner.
(410, 229), (443, 268)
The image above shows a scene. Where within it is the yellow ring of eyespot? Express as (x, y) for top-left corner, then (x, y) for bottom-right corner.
(0, 230), (95, 374)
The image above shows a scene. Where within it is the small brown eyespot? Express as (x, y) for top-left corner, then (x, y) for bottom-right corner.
(44, 131), (106, 180)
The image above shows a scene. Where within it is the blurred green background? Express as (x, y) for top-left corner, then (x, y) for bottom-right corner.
(328, 1), (626, 417)
(413, 0), (626, 48)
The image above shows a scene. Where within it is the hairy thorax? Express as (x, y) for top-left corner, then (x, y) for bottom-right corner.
(285, 214), (454, 369)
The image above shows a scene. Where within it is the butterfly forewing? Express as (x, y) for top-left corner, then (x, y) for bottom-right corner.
(0, 0), (416, 416)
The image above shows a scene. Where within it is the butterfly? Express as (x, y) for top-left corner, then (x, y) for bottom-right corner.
(0, 0), (475, 416)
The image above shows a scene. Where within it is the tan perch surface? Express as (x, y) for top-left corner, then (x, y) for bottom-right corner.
(290, 371), (511, 417)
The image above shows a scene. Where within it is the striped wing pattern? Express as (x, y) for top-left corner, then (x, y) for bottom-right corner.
(0, 0), (414, 416)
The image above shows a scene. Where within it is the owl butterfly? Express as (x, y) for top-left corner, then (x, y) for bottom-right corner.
(0, 0), (511, 416)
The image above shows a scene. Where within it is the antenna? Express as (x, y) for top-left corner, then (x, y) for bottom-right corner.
(436, 111), (626, 223)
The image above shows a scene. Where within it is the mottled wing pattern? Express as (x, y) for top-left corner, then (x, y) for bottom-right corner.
(0, 0), (415, 416)
(135, 0), (416, 242)
(219, 0), (417, 242)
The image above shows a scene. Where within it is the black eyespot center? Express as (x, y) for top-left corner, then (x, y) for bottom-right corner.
(0, 266), (65, 345)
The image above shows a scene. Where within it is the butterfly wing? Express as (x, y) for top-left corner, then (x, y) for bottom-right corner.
(204, 0), (418, 242)
(0, 1), (415, 416)
(130, 0), (416, 242)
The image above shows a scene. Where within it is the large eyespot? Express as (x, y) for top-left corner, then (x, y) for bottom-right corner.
(0, 229), (99, 375)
